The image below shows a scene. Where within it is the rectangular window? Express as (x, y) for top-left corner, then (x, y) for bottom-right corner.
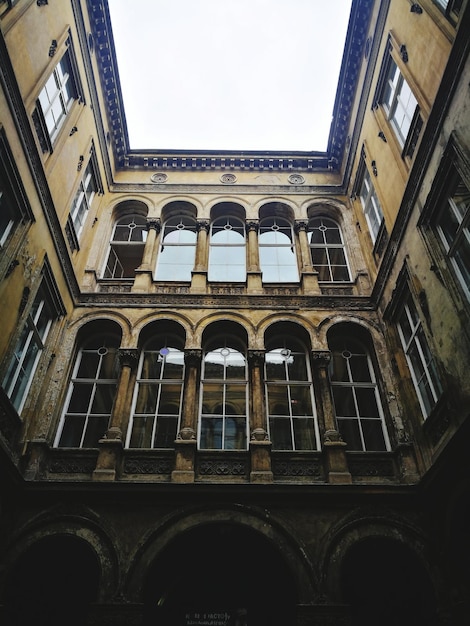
(418, 134), (470, 306)
(0, 129), (33, 250)
(434, 0), (463, 23)
(1, 279), (60, 414)
(434, 172), (470, 301)
(359, 168), (385, 244)
(397, 290), (442, 418)
(373, 40), (423, 159)
(32, 36), (84, 152)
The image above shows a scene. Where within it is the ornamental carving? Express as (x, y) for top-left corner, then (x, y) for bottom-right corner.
(247, 351), (265, 367)
(272, 460), (322, 477)
(124, 458), (172, 474)
(150, 172), (168, 183)
(118, 349), (140, 369)
(146, 218), (161, 233)
(198, 459), (247, 476)
(184, 349), (202, 367)
(220, 173), (237, 184)
(288, 173), (305, 185)
(311, 350), (332, 367)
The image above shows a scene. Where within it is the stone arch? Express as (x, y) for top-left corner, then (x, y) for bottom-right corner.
(320, 512), (439, 625)
(111, 198), (149, 220)
(1, 512), (119, 615)
(194, 312), (256, 348)
(133, 312), (194, 348)
(259, 313), (318, 349)
(258, 200), (297, 222)
(124, 506), (317, 612)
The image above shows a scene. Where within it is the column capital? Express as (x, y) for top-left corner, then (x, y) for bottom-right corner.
(196, 220), (210, 233)
(311, 350), (331, 368)
(294, 220), (309, 233)
(146, 218), (161, 232)
(246, 220), (259, 233)
(118, 348), (140, 370)
(184, 348), (203, 366)
(247, 350), (265, 366)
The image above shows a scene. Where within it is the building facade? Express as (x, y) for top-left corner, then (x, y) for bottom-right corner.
(0, 0), (469, 624)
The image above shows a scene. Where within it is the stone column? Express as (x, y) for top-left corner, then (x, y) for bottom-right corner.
(248, 350), (272, 483)
(311, 350), (351, 484)
(132, 218), (161, 293)
(246, 221), (263, 293)
(172, 349), (202, 483)
(93, 348), (139, 482)
(295, 221), (320, 294)
(191, 220), (210, 293)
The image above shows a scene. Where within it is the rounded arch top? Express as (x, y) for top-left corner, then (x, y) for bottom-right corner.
(259, 201), (296, 223)
(112, 199), (149, 220)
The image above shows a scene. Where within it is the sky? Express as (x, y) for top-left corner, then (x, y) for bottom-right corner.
(108, 0), (353, 152)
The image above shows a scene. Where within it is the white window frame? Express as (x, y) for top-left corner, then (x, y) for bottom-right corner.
(155, 216), (197, 282)
(38, 51), (75, 143)
(435, 174), (470, 302)
(382, 58), (419, 148)
(103, 215), (148, 279)
(259, 216), (299, 283)
(126, 345), (185, 449)
(208, 216), (246, 282)
(2, 285), (54, 414)
(54, 339), (119, 448)
(199, 344), (248, 450)
(359, 168), (385, 244)
(70, 161), (97, 239)
(265, 341), (320, 451)
(308, 217), (352, 282)
(397, 292), (443, 418)
(329, 338), (391, 452)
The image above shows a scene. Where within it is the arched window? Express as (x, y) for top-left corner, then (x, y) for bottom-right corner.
(103, 214), (147, 278)
(308, 217), (351, 282)
(127, 336), (185, 448)
(328, 330), (390, 451)
(55, 333), (120, 448)
(208, 216), (246, 282)
(200, 339), (247, 450)
(259, 217), (299, 282)
(265, 337), (319, 450)
(155, 215), (197, 281)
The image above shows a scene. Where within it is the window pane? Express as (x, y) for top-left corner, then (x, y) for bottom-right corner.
(361, 418), (387, 451)
(332, 387), (356, 417)
(202, 383), (224, 413)
(135, 384), (158, 414)
(129, 416), (154, 448)
(290, 386), (313, 416)
(270, 416), (293, 450)
(158, 384), (182, 414)
(204, 353), (225, 378)
(267, 385), (289, 415)
(225, 417), (246, 450)
(82, 416), (109, 447)
(337, 418), (362, 451)
(58, 416), (86, 447)
(355, 387), (380, 417)
(293, 417), (315, 450)
(67, 383), (93, 413)
(162, 350), (185, 379)
(200, 417), (223, 449)
(90, 384), (116, 413)
(154, 416), (178, 448)
(225, 384), (246, 414)
(287, 352), (308, 381)
(76, 352), (101, 378)
(349, 354), (371, 382)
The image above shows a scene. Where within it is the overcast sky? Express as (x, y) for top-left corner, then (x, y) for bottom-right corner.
(108, 0), (352, 152)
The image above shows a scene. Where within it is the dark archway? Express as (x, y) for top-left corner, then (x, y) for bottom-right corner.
(341, 537), (438, 626)
(2, 534), (100, 626)
(143, 522), (297, 626)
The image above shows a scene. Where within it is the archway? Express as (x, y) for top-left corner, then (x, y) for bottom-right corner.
(142, 522), (297, 626)
(340, 537), (438, 626)
(2, 534), (100, 626)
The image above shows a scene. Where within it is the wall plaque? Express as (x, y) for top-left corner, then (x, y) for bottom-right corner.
(182, 609), (246, 625)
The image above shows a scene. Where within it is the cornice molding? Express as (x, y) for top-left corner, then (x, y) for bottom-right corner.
(87, 0), (375, 177)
